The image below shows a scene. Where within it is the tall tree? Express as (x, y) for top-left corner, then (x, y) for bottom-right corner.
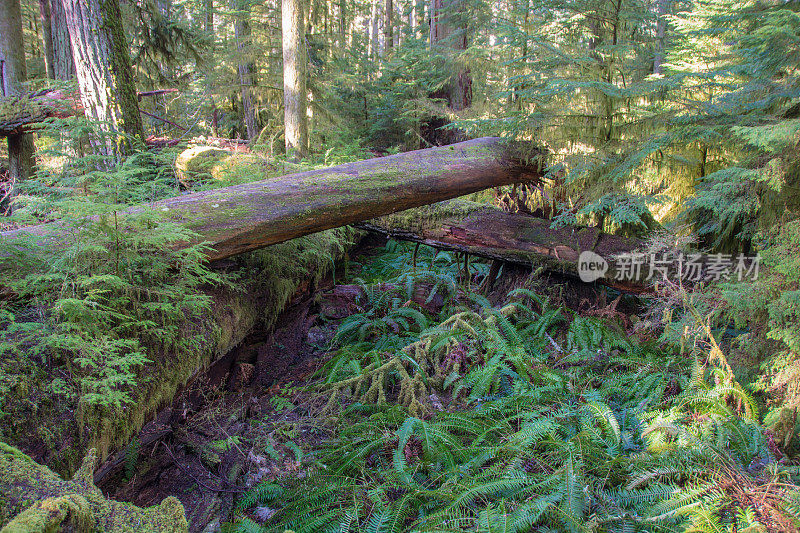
(232, 0), (258, 141)
(281, 0), (308, 159)
(653, 0), (671, 74)
(39, 0), (74, 80)
(0, 0), (36, 190)
(368, 0), (380, 59)
(430, 0), (471, 111)
(384, 0), (394, 53)
(204, 0), (220, 136)
(62, 0), (144, 159)
(39, 0), (54, 79)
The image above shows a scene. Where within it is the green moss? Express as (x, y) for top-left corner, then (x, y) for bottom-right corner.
(0, 444), (188, 532)
(174, 146), (235, 183)
(0, 227), (359, 482)
(368, 200), (484, 234)
(2, 495), (94, 533)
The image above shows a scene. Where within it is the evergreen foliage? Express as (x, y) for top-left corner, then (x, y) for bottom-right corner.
(229, 245), (800, 533)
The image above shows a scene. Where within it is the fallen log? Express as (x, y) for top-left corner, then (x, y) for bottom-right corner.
(357, 200), (649, 293)
(0, 87), (182, 137)
(1, 137), (544, 261)
(0, 443), (188, 531)
(0, 88), (80, 136)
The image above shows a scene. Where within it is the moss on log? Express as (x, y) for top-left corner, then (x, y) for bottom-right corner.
(358, 200), (647, 293)
(0, 443), (187, 531)
(0, 228), (358, 478)
(1, 137), (543, 261)
(0, 89), (80, 137)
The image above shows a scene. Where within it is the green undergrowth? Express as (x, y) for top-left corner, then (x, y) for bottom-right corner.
(0, 123), (357, 475)
(229, 243), (800, 533)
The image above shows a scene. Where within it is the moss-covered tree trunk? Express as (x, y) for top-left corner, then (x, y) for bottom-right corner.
(2, 137), (544, 261)
(0, 0), (36, 195)
(1, 444), (188, 531)
(282, 0), (308, 159)
(62, 0), (144, 161)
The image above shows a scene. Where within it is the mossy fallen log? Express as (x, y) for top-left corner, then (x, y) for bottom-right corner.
(0, 89), (79, 137)
(0, 228), (358, 478)
(1, 137), (543, 261)
(0, 443), (188, 531)
(358, 200), (648, 293)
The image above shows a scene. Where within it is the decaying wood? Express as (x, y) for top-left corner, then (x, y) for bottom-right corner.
(357, 200), (649, 293)
(0, 137), (544, 261)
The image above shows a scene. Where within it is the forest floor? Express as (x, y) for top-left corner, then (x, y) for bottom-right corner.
(97, 237), (799, 533)
(99, 238), (634, 532)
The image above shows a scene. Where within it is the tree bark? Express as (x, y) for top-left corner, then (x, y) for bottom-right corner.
(1, 137), (543, 261)
(339, 0), (347, 45)
(357, 200), (649, 293)
(39, 0), (55, 79)
(384, 0), (393, 53)
(39, 0), (74, 80)
(281, 0), (308, 160)
(429, 0), (470, 111)
(204, 0), (220, 136)
(653, 0), (670, 75)
(62, 0), (144, 161)
(232, 0), (258, 141)
(424, 0), (471, 146)
(0, 0), (36, 193)
(368, 0), (379, 59)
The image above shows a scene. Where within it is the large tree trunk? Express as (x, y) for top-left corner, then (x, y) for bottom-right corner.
(1, 137), (543, 261)
(0, 0), (36, 197)
(39, 0), (54, 79)
(430, 0), (470, 111)
(339, 0), (347, 45)
(232, 0), (258, 141)
(39, 0), (74, 80)
(358, 200), (648, 293)
(424, 0), (471, 146)
(368, 0), (379, 59)
(282, 0), (308, 160)
(62, 0), (144, 161)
